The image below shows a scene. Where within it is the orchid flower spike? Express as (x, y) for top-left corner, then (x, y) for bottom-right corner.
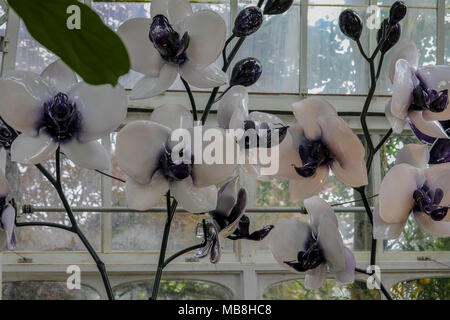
(0, 170), (16, 250)
(386, 43), (450, 139)
(269, 196), (355, 289)
(217, 85), (288, 150)
(0, 60), (128, 171)
(196, 176), (273, 264)
(117, 0), (228, 100)
(374, 144), (450, 239)
(115, 104), (237, 213)
(272, 97), (367, 201)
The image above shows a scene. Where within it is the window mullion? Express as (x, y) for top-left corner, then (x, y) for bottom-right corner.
(437, 0), (446, 64)
(101, 134), (112, 253)
(299, 0), (308, 97)
(1, 5), (20, 75)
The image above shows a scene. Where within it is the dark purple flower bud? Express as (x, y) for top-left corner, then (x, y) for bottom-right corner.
(149, 15), (189, 65)
(429, 139), (450, 165)
(284, 239), (325, 272)
(430, 89), (448, 113)
(339, 9), (363, 41)
(377, 19), (401, 54)
(413, 186), (449, 221)
(230, 57), (262, 87)
(263, 0), (294, 15)
(389, 1), (407, 24)
(233, 6), (263, 37)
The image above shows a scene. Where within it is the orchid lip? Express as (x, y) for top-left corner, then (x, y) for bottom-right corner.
(410, 79), (449, 114)
(149, 15), (190, 65)
(159, 146), (193, 181)
(294, 139), (333, 178)
(284, 236), (325, 272)
(413, 185), (449, 221)
(0, 121), (13, 149)
(40, 92), (81, 143)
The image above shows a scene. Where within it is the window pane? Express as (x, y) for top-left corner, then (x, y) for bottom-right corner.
(446, 6), (450, 64)
(391, 278), (450, 300)
(114, 280), (233, 300)
(307, 6), (369, 94)
(15, 20), (57, 73)
(377, 7), (437, 94)
(2, 282), (100, 300)
(236, 2), (300, 93)
(263, 279), (381, 300)
(10, 157), (102, 251)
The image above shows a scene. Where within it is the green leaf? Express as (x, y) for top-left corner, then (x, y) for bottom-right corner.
(9, 0), (130, 86)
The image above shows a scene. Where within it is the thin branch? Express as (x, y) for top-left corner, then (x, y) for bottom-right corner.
(95, 170), (126, 183)
(181, 77), (198, 121)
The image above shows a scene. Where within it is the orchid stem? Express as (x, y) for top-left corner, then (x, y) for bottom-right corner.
(181, 77), (198, 121)
(151, 192), (178, 300)
(95, 169), (126, 183)
(34, 151), (114, 300)
(355, 268), (393, 300)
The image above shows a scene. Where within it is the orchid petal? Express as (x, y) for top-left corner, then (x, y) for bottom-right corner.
(268, 219), (313, 273)
(395, 144), (429, 169)
(220, 189), (247, 237)
(41, 59), (78, 93)
(214, 176), (239, 218)
(423, 108), (450, 122)
(416, 65), (450, 95)
(130, 64), (178, 100)
(168, 0), (193, 26)
(184, 10), (226, 70)
(272, 126), (304, 180)
(391, 59), (415, 120)
(61, 139), (110, 171)
(408, 110), (449, 139)
(373, 202), (406, 240)
(150, 104), (193, 130)
(125, 171), (169, 211)
(413, 211), (450, 238)
(334, 247), (356, 285)
(0, 170), (9, 197)
(116, 121), (171, 184)
(385, 98), (407, 134)
(379, 164), (426, 224)
(389, 43), (419, 83)
(292, 97), (337, 141)
(409, 120), (438, 145)
(117, 18), (163, 77)
(318, 213), (346, 272)
(1, 204), (16, 250)
(289, 166), (329, 202)
(170, 176), (218, 213)
(0, 70), (54, 135)
(304, 196), (338, 235)
(331, 160), (368, 188)
(68, 83), (128, 142)
(305, 263), (327, 290)
(217, 85), (249, 129)
(11, 133), (57, 165)
(179, 62), (228, 89)
(151, 0), (169, 18)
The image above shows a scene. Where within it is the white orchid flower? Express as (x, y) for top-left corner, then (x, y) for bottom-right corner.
(115, 104), (237, 213)
(269, 196), (355, 290)
(386, 43), (450, 139)
(117, 0), (228, 100)
(374, 144), (450, 239)
(0, 60), (128, 171)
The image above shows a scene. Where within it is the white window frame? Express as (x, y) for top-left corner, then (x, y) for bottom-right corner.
(0, 0), (449, 300)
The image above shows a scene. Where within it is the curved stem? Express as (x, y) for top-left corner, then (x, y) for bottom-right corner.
(355, 268), (393, 300)
(35, 152), (114, 300)
(151, 192), (178, 300)
(181, 77), (198, 121)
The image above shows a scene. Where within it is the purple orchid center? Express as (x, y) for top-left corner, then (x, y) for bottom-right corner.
(284, 236), (325, 272)
(159, 146), (193, 181)
(41, 92), (81, 143)
(0, 121), (13, 149)
(227, 214), (274, 241)
(242, 120), (288, 149)
(149, 15), (190, 65)
(413, 184), (449, 221)
(294, 140), (333, 178)
(411, 79), (448, 114)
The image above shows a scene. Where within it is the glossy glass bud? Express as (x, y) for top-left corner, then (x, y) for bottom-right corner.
(263, 0), (294, 15)
(338, 9), (363, 41)
(389, 1), (407, 24)
(230, 58), (262, 87)
(377, 18), (401, 54)
(233, 6), (263, 37)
